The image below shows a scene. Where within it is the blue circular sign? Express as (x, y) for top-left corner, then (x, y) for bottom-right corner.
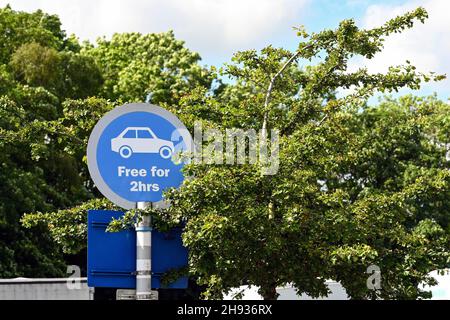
(87, 103), (193, 209)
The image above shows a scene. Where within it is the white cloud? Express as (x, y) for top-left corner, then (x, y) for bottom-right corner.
(0, 0), (309, 63)
(351, 0), (450, 97)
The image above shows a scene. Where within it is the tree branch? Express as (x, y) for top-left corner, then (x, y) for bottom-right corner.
(262, 44), (313, 131)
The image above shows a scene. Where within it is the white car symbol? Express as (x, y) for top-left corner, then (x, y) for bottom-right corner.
(111, 127), (175, 159)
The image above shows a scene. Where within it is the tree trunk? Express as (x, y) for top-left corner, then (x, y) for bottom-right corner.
(260, 285), (278, 300)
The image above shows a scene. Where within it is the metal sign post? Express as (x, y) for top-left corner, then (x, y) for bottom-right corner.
(136, 202), (154, 300)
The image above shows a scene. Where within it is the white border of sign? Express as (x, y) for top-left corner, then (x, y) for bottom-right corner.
(87, 103), (194, 209)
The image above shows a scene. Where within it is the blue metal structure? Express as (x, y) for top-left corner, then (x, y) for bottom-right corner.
(87, 210), (188, 289)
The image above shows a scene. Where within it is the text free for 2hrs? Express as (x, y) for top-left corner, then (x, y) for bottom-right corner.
(117, 166), (170, 192)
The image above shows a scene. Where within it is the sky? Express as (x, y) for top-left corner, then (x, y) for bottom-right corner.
(1, 0), (449, 101)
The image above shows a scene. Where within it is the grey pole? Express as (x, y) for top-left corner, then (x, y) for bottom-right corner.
(136, 202), (153, 300)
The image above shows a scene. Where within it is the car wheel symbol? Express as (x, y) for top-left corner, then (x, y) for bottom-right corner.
(159, 146), (172, 159)
(119, 146), (133, 159)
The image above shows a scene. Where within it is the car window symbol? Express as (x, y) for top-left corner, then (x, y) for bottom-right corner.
(137, 129), (154, 139)
(123, 129), (137, 138)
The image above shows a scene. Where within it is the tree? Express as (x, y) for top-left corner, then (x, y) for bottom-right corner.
(10, 42), (103, 99)
(154, 8), (450, 299)
(57, 51), (103, 99)
(10, 42), (61, 88)
(0, 5), (65, 64)
(84, 31), (214, 105)
(0, 6), (104, 277)
(0, 5), (71, 277)
(0, 95), (67, 277)
(1, 5), (217, 277)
